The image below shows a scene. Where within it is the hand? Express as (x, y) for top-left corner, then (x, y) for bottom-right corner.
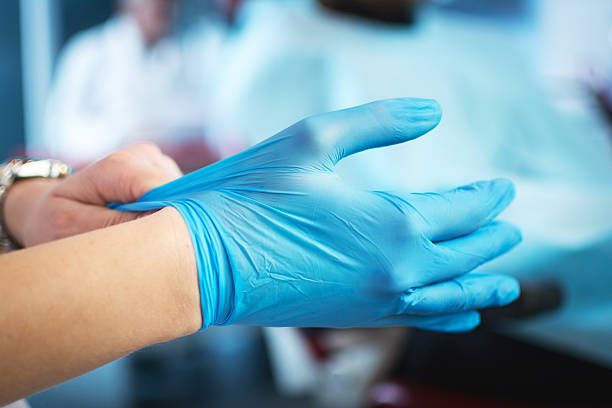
(116, 98), (521, 331)
(3, 143), (182, 247)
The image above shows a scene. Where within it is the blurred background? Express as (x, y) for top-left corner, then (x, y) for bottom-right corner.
(2, 0), (612, 407)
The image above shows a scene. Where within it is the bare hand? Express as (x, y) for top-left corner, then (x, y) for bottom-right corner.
(3, 144), (183, 247)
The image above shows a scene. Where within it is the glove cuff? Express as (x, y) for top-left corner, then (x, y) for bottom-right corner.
(172, 201), (235, 330)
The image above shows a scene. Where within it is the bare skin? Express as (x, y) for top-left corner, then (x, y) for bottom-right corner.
(3, 143), (182, 247)
(0, 207), (200, 405)
(122, 0), (177, 47)
(0, 144), (199, 404)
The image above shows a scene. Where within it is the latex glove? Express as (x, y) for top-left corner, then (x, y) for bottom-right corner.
(3, 143), (182, 247)
(115, 98), (521, 331)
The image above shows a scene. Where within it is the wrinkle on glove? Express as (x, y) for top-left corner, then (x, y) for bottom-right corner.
(113, 98), (521, 331)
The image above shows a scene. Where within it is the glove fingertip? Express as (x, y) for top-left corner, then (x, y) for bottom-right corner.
(496, 276), (521, 306)
(491, 178), (515, 197)
(389, 98), (442, 138)
(422, 311), (481, 332)
(451, 311), (481, 332)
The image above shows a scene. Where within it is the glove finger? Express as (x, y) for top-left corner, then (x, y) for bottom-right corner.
(371, 311), (481, 332)
(300, 98), (441, 166)
(406, 179), (515, 242)
(434, 221), (522, 281)
(392, 221), (520, 288)
(396, 273), (520, 316)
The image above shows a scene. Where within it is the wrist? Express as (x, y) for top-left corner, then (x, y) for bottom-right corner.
(2, 178), (58, 247)
(148, 207), (202, 337)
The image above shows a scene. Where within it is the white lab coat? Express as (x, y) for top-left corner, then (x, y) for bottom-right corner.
(43, 15), (214, 165)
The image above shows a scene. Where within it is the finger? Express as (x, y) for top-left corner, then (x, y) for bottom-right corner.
(122, 143), (183, 178)
(392, 221), (521, 288)
(396, 273), (520, 316)
(45, 199), (142, 242)
(370, 311), (481, 332)
(155, 154), (183, 178)
(120, 161), (182, 201)
(121, 142), (164, 159)
(301, 98), (441, 166)
(57, 150), (182, 206)
(117, 143), (183, 197)
(435, 221), (522, 280)
(72, 207), (142, 229)
(407, 179), (516, 242)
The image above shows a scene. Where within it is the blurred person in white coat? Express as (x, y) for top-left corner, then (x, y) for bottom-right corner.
(43, 0), (220, 170)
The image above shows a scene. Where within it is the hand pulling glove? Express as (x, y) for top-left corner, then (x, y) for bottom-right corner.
(114, 98), (521, 331)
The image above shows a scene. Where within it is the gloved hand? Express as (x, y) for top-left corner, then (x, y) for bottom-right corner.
(115, 98), (521, 331)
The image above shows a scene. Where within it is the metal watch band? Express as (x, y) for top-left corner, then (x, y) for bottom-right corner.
(0, 158), (72, 253)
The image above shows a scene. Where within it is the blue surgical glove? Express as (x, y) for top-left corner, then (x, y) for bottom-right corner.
(115, 98), (521, 331)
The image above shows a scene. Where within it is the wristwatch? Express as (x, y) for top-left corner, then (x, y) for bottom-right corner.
(0, 158), (73, 253)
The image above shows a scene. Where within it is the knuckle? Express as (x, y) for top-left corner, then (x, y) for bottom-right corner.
(99, 157), (142, 201)
(387, 213), (423, 255)
(131, 142), (162, 156)
(294, 115), (334, 158)
(373, 191), (424, 244)
(297, 115), (319, 138)
(295, 117), (320, 145)
(366, 100), (405, 142)
(397, 289), (425, 314)
(450, 279), (470, 311)
(396, 213), (422, 244)
(102, 151), (133, 168)
(159, 155), (183, 177)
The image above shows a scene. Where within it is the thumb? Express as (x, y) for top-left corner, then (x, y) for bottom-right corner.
(56, 151), (181, 206)
(304, 98), (441, 165)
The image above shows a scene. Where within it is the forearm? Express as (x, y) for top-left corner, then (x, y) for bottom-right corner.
(0, 207), (200, 404)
